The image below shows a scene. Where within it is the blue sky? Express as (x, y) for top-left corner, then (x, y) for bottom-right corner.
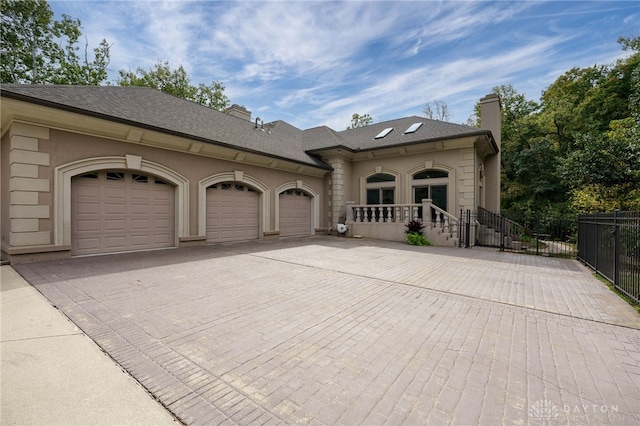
(49, 1), (638, 130)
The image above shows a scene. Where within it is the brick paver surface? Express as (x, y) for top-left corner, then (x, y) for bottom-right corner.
(15, 237), (640, 425)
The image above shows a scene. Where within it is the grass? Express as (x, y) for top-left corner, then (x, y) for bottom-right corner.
(593, 272), (640, 313)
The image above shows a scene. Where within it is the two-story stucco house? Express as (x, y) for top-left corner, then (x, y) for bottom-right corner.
(1, 84), (501, 264)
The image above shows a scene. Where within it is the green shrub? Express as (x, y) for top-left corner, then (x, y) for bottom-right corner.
(406, 232), (432, 246)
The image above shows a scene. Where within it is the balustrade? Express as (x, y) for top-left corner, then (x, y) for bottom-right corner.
(346, 200), (460, 239)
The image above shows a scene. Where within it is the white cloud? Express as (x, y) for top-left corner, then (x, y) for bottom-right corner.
(47, 0), (640, 130)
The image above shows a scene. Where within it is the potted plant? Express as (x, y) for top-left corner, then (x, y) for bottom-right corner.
(405, 219), (432, 246)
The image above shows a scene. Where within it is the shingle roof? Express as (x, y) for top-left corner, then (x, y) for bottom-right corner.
(1, 84), (329, 169)
(305, 116), (491, 153)
(1, 84), (493, 166)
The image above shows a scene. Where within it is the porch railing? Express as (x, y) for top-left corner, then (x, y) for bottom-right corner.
(345, 199), (460, 240)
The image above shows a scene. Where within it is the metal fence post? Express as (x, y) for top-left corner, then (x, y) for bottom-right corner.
(594, 212), (598, 274)
(466, 209), (471, 248)
(613, 209), (619, 289)
(499, 214), (504, 252)
(459, 209), (463, 248)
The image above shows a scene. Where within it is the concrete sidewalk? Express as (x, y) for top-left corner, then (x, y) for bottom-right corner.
(0, 265), (178, 425)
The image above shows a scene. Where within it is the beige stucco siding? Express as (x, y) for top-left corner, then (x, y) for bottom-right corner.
(345, 146), (483, 216)
(1, 132), (10, 249)
(1, 122), (328, 262)
(2, 124), (52, 249)
(46, 129), (326, 237)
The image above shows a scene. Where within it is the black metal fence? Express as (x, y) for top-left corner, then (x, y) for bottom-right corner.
(471, 207), (577, 258)
(577, 211), (640, 304)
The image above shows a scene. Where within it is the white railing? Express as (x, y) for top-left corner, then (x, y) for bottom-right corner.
(348, 204), (419, 224)
(346, 199), (460, 238)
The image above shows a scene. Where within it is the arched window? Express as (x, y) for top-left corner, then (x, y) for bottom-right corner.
(366, 173), (395, 205)
(413, 169), (448, 212)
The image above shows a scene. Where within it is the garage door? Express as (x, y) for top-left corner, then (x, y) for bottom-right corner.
(71, 171), (175, 255)
(279, 190), (311, 237)
(206, 182), (259, 242)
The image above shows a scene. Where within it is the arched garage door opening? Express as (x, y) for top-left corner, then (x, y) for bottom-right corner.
(279, 189), (311, 237)
(71, 170), (175, 255)
(206, 182), (259, 243)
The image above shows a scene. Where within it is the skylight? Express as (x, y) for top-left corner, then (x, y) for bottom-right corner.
(404, 122), (423, 134)
(374, 127), (394, 139)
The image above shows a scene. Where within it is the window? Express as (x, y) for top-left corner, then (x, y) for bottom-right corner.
(414, 170), (448, 180)
(132, 173), (149, 183)
(413, 170), (448, 219)
(366, 173), (395, 205)
(374, 127), (394, 139)
(106, 171), (125, 181)
(365, 173), (396, 221)
(77, 172), (98, 179)
(404, 122), (423, 134)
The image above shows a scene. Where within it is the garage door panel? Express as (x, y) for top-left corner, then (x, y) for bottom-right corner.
(75, 186), (99, 198)
(151, 205), (172, 215)
(206, 184), (259, 243)
(153, 234), (173, 245)
(279, 191), (311, 237)
(105, 219), (126, 231)
(104, 187), (125, 198)
(105, 203), (127, 214)
(72, 172), (175, 255)
(75, 220), (100, 232)
(105, 236), (127, 250)
(131, 235), (151, 246)
(130, 219), (151, 230)
(152, 218), (172, 228)
(152, 190), (171, 201)
(76, 202), (101, 215)
(131, 204), (152, 214)
(76, 237), (100, 252)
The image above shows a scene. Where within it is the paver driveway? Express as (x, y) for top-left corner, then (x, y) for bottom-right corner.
(15, 237), (640, 425)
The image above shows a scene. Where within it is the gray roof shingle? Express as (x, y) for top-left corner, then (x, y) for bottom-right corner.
(1, 84), (492, 166)
(1, 84), (329, 169)
(305, 116), (490, 153)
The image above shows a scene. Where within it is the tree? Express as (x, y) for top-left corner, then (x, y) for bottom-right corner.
(1, 0), (110, 85)
(552, 36), (640, 211)
(558, 38), (640, 212)
(470, 85), (560, 222)
(424, 100), (450, 121)
(117, 61), (229, 110)
(470, 37), (640, 218)
(346, 113), (372, 129)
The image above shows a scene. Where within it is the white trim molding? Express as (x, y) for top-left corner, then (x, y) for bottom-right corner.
(54, 156), (189, 246)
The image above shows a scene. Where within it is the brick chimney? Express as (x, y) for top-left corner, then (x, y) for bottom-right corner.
(480, 93), (502, 213)
(225, 104), (251, 121)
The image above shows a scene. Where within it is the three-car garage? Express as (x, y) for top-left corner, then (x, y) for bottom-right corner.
(70, 173), (313, 256)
